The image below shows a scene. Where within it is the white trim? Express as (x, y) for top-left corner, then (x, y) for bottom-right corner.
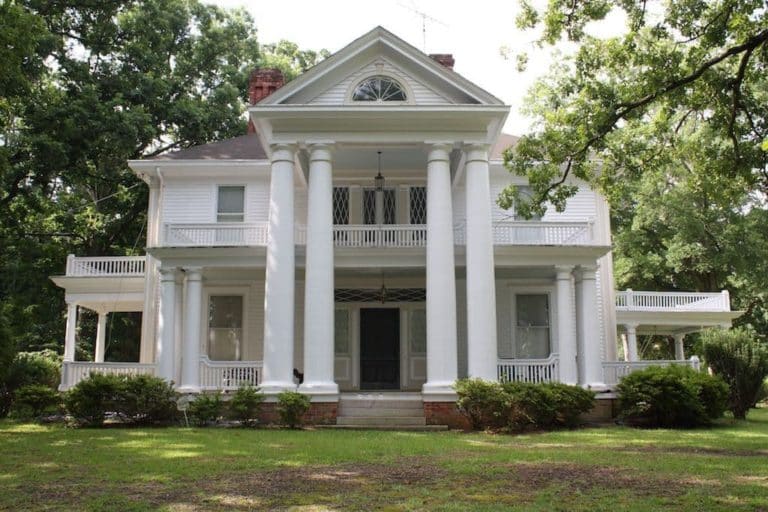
(344, 67), (415, 105)
(215, 184), (247, 224)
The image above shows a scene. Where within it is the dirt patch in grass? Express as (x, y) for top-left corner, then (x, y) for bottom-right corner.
(619, 445), (768, 457)
(494, 462), (687, 498)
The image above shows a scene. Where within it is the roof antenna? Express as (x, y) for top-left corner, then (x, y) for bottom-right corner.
(397, 1), (448, 52)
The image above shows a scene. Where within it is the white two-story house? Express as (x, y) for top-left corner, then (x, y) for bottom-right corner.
(52, 27), (739, 426)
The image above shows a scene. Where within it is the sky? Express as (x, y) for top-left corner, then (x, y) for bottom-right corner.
(213, 0), (625, 135)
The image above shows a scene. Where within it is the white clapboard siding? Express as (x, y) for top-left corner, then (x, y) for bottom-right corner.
(294, 280), (305, 371)
(452, 187), (466, 228)
(496, 283), (513, 358)
(161, 179), (270, 228)
(310, 61), (452, 105)
(456, 279), (468, 379)
(244, 280), (265, 361)
(294, 187), (308, 228)
(487, 177), (598, 223)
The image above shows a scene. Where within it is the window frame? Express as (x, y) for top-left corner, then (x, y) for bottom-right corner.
(345, 71), (414, 105)
(204, 289), (248, 362)
(507, 286), (556, 360)
(215, 185), (246, 223)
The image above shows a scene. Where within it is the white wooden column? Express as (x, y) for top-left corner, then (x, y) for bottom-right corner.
(173, 273), (184, 385)
(156, 267), (177, 383)
(180, 267), (203, 391)
(555, 266), (578, 384)
(301, 144), (338, 396)
(423, 143), (458, 395)
(262, 144), (296, 392)
(674, 333), (685, 361)
(464, 144), (498, 380)
(625, 323), (639, 362)
(63, 302), (78, 362)
(94, 311), (108, 363)
(576, 265), (605, 388)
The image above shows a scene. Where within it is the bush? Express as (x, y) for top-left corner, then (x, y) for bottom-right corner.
(229, 385), (265, 427)
(64, 373), (124, 427)
(9, 385), (61, 421)
(187, 394), (223, 426)
(276, 391), (310, 428)
(617, 365), (728, 428)
(2, 350), (61, 417)
(120, 374), (178, 425)
(702, 328), (768, 419)
(454, 378), (508, 430)
(541, 383), (596, 428)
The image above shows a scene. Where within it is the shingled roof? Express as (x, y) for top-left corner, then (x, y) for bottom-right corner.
(150, 132), (518, 162)
(150, 134), (267, 161)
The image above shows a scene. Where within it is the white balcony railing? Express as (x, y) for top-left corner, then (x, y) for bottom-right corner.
(65, 255), (146, 277)
(497, 354), (560, 384)
(60, 361), (156, 390)
(165, 223), (269, 247)
(616, 290), (730, 312)
(603, 357), (701, 385)
(199, 357), (263, 391)
(333, 224), (427, 247)
(455, 221), (594, 246)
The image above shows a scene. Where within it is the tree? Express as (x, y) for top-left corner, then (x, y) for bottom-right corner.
(502, 0), (768, 336)
(501, 0), (767, 217)
(0, 1), (321, 365)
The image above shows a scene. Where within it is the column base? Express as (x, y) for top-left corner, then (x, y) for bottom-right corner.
(298, 381), (340, 402)
(422, 381), (458, 402)
(177, 385), (200, 393)
(582, 382), (609, 392)
(259, 381), (299, 394)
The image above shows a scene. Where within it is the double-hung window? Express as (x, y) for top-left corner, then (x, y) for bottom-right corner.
(217, 186), (245, 222)
(515, 294), (551, 358)
(208, 295), (243, 361)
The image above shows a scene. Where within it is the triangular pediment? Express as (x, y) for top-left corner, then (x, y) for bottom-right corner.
(260, 26), (503, 107)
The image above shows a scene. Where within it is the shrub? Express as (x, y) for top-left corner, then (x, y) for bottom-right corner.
(229, 385), (265, 427)
(756, 379), (768, 405)
(5, 350), (61, 391)
(187, 394), (223, 426)
(120, 375), (178, 425)
(541, 383), (596, 428)
(502, 382), (555, 431)
(455, 378), (508, 430)
(276, 391), (310, 428)
(64, 373), (124, 427)
(617, 365), (728, 428)
(9, 385), (61, 421)
(702, 328), (768, 419)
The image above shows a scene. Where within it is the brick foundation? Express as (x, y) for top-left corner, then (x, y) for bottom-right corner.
(258, 402), (338, 426)
(424, 402), (471, 430)
(581, 397), (618, 423)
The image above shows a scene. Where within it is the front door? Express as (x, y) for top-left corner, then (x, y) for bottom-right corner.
(360, 308), (400, 390)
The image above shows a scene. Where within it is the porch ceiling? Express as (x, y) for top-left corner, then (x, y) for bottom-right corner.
(616, 310), (743, 335)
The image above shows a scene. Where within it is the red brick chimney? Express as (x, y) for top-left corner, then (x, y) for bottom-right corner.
(429, 54), (455, 70)
(247, 68), (285, 134)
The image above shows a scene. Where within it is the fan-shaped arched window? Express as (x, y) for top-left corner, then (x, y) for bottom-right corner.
(352, 76), (407, 102)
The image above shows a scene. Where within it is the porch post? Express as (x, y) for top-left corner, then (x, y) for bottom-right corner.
(555, 266), (578, 384)
(576, 265), (605, 388)
(94, 311), (108, 363)
(180, 267), (203, 391)
(674, 333), (685, 361)
(63, 302), (78, 362)
(423, 143), (458, 395)
(262, 144), (296, 391)
(464, 144), (498, 381)
(301, 143), (338, 395)
(157, 267), (177, 383)
(625, 323), (639, 362)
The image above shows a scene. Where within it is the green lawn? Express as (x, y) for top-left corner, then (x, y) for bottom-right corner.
(1, 410), (767, 511)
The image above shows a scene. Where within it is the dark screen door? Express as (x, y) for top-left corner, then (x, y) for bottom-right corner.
(360, 308), (400, 390)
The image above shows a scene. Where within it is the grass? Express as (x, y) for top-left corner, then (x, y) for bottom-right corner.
(1, 410), (767, 511)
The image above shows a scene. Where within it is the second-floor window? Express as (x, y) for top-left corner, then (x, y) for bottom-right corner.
(217, 185), (244, 222)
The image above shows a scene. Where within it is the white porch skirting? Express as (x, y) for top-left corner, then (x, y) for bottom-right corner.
(60, 361), (156, 390)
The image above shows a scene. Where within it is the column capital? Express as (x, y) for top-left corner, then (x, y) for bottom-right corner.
(270, 143), (297, 163)
(463, 143), (490, 164)
(308, 143), (334, 163)
(426, 143), (452, 163)
(183, 267), (203, 281)
(159, 267), (177, 282)
(624, 322), (639, 331)
(577, 265), (598, 280)
(554, 265), (574, 279)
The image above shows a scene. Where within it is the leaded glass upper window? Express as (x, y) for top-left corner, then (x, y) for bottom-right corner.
(352, 76), (407, 102)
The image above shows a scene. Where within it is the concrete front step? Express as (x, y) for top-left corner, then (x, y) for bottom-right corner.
(317, 424), (449, 431)
(337, 415), (427, 426)
(339, 399), (424, 409)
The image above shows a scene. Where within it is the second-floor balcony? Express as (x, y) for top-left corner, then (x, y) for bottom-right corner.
(163, 220), (595, 249)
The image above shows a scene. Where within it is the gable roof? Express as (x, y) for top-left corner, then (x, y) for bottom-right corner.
(149, 134), (267, 161)
(260, 26), (505, 106)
